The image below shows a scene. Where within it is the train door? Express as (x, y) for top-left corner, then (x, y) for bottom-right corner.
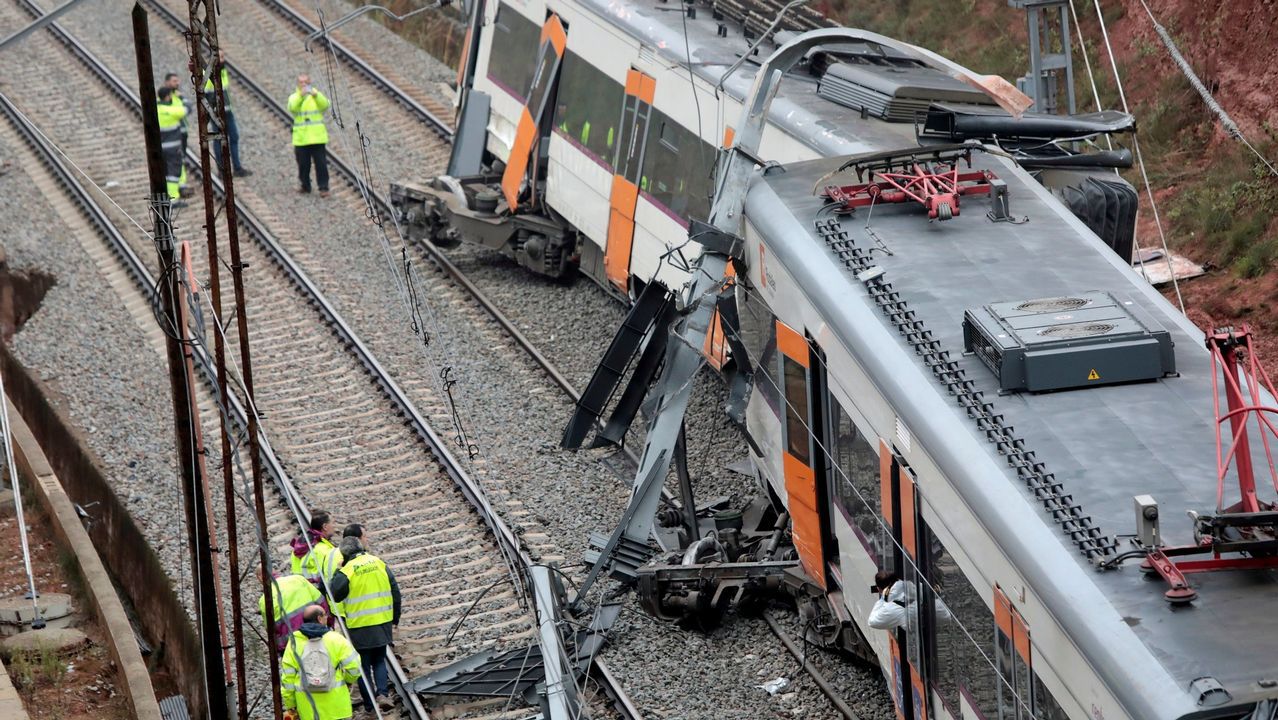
(882, 448), (929, 720)
(603, 69), (655, 293)
(499, 13), (567, 210)
(776, 320), (836, 588)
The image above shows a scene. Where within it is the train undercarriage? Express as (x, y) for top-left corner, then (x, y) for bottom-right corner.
(390, 170), (578, 280)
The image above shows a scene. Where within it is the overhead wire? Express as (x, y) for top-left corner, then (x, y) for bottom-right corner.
(709, 301), (1044, 718)
(1134, 0), (1278, 180)
(1088, 0), (1183, 312)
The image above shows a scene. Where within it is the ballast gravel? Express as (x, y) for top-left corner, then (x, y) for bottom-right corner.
(23, 0), (895, 717)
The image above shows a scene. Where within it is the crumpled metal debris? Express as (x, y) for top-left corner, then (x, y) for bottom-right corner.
(757, 677), (790, 696)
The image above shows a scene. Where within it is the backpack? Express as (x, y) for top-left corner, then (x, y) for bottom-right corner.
(299, 637), (338, 692)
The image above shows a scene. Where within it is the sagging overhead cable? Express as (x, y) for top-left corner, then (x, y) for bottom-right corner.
(1135, 0), (1278, 180)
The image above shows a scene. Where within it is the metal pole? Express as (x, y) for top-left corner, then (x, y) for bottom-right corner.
(185, 19), (249, 720)
(674, 423), (698, 546)
(531, 565), (577, 719)
(0, 0), (87, 52)
(182, 2), (281, 716)
(131, 6), (229, 718)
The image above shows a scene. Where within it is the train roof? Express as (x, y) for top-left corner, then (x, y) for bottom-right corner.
(745, 151), (1278, 718)
(566, 0), (1278, 712)
(576, 0), (916, 156)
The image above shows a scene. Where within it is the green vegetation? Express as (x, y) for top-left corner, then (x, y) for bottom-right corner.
(7, 644), (68, 691)
(822, 0), (1278, 279)
(370, 0), (466, 68)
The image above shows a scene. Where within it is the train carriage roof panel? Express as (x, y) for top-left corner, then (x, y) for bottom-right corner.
(752, 152), (1278, 713)
(560, 0), (1278, 709)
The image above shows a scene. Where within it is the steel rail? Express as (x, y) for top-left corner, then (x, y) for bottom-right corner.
(13, 1), (438, 716)
(137, 4), (868, 717)
(245, 0), (658, 474)
(95, 0), (642, 715)
(257, 0), (454, 139)
(763, 613), (862, 720)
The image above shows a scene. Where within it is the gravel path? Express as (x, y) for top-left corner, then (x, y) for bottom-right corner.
(8, 0), (894, 716)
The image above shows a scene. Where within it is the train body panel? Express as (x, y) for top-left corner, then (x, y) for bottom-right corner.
(738, 146), (1278, 718)
(398, 0), (1278, 715)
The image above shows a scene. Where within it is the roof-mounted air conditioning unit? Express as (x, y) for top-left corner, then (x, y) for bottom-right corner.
(963, 291), (1176, 392)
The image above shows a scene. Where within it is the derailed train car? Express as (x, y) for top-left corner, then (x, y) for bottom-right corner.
(391, 1), (1278, 718)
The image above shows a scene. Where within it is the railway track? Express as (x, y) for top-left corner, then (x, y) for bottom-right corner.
(236, 4), (867, 717)
(4, 0), (872, 715)
(1, 1), (643, 717)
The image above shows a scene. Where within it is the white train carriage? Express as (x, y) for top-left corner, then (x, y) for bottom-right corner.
(386, 2), (1278, 718)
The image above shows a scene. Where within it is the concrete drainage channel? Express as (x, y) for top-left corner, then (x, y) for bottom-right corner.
(0, 350), (163, 716)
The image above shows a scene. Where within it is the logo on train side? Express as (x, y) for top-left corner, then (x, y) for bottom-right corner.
(758, 242), (775, 291)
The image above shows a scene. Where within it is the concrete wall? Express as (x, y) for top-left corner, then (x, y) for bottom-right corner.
(1, 345), (208, 718)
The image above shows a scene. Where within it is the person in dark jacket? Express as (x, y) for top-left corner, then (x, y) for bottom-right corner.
(330, 527), (401, 713)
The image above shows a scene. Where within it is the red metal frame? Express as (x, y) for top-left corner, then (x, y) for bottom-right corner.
(824, 162), (997, 221)
(1143, 325), (1278, 603)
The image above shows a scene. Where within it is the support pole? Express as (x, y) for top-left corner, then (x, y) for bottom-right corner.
(181, 0), (280, 716)
(0, 0), (87, 52)
(674, 423), (698, 545)
(131, 6), (228, 718)
(186, 21), (248, 720)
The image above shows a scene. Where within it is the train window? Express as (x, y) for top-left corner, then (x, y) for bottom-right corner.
(830, 402), (885, 563)
(919, 522), (999, 720)
(525, 40), (561, 123)
(487, 4), (540, 102)
(995, 586), (1071, 720)
(553, 52), (623, 168)
(781, 355), (810, 465)
(640, 111), (714, 225)
(735, 281), (779, 420)
(1032, 674), (1069, 720)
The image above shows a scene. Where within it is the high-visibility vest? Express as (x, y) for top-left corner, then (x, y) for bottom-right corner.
(203, 67), (232, 111)
(157, 100), (185, 142)
(157, 100), (186, 195)
(581, 120), (591, 146)
(291, 537), (342, 586)
(288, 90), (330, 146)
(259, 574), (322, 647)
(164, 92), (188, 133)
(280, 629), (360, 720)
(338, 553), (393, 629)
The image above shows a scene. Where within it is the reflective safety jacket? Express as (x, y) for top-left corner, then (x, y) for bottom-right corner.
(280, 623), (360, 720)
(157, 99), (186, 148)
(287, 90), (330, 146)
(202, 67), (232, 112)
(164, 92), (189, 133)
(291, 534), (343, 587)
(259, 573), (324, 652)
(337, 553), (393, 629)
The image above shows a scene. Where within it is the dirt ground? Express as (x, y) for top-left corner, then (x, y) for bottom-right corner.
(0, 500), (133, 720)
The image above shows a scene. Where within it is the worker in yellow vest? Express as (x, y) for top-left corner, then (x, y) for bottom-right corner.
(280, 604), (360, 720)
(288, 74), (330, 196)
(290, 510), (343, 594)
(161, 73), (191, 197)
(156, 86), (187, 208)
(258, 565), (327, 653)
(202, 49), (252, 177)
(332, 527), (401, 714)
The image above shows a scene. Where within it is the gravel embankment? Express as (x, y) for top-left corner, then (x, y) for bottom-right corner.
(23, 0), (893, 716)
(0, 129), (194, 603)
